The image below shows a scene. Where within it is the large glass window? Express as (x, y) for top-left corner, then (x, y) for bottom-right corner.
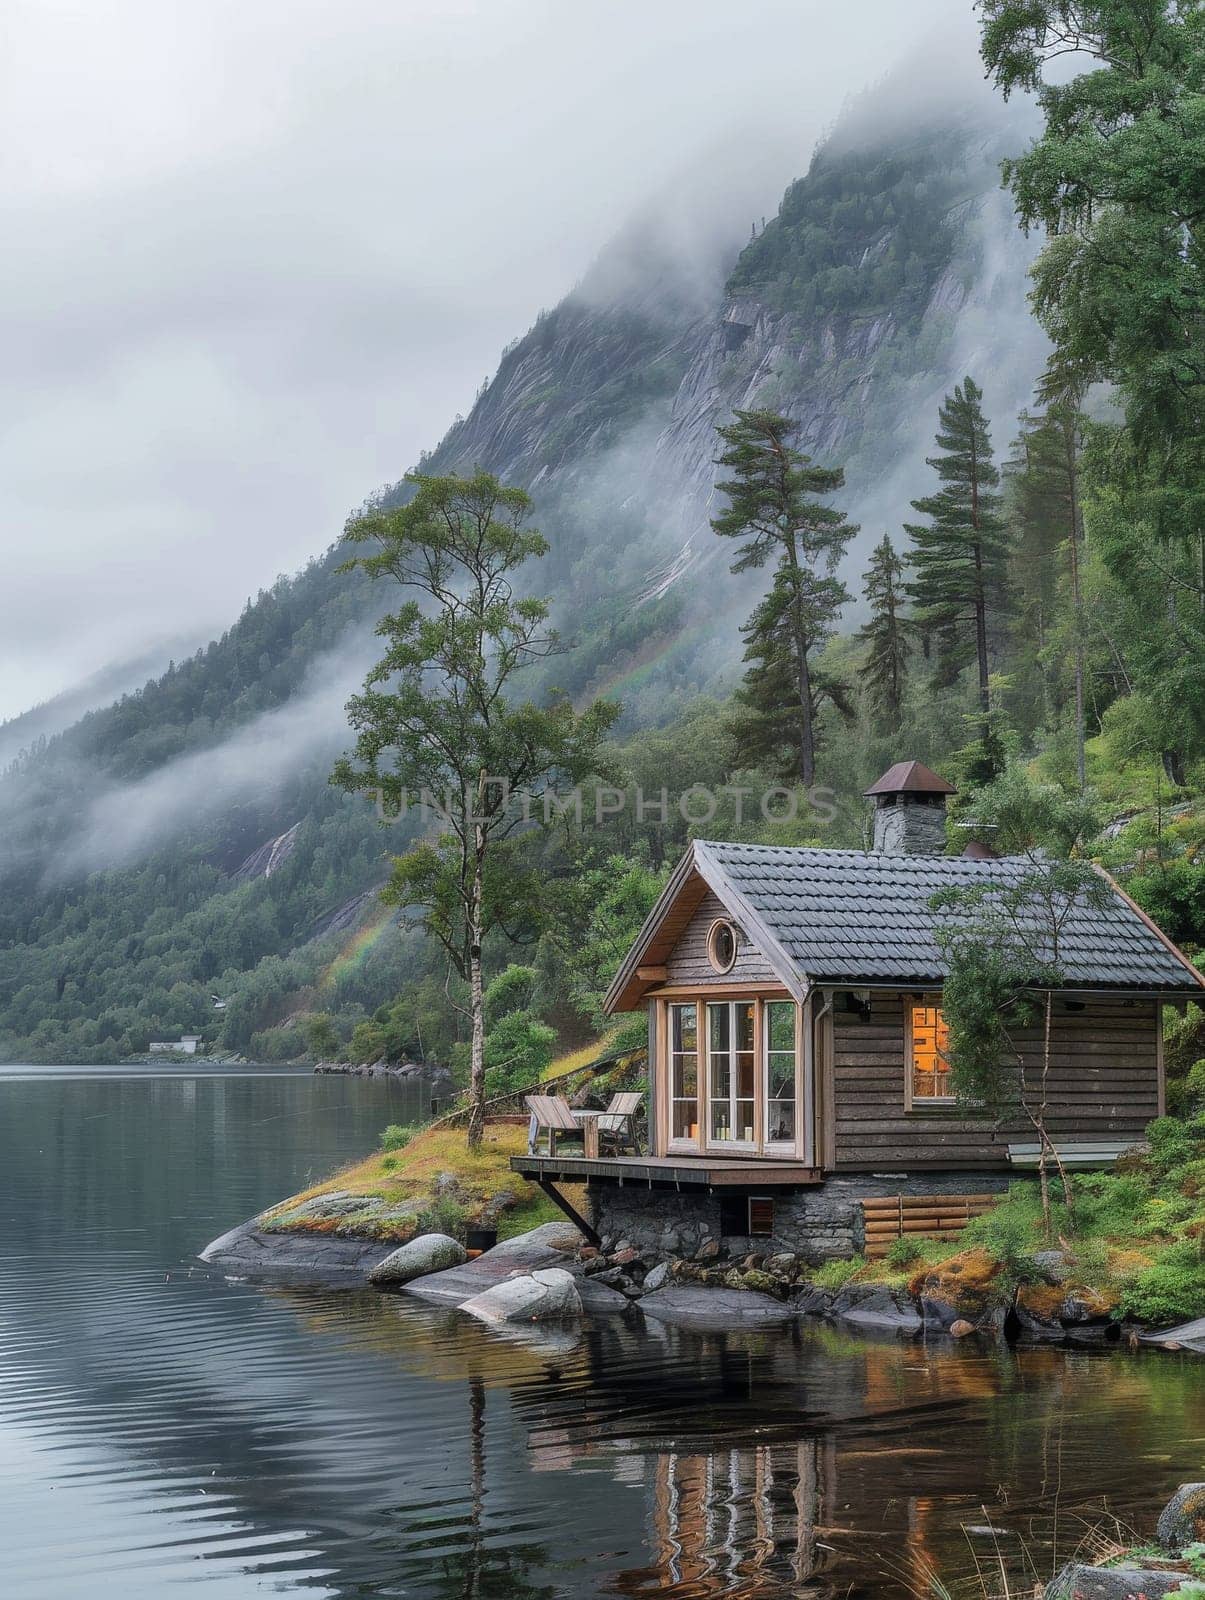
(708, 1000), (756, 1145)
(764, 999), (797, 1147)
(910, 1001), (952, 1101)
(669, 1003), (699, 1143)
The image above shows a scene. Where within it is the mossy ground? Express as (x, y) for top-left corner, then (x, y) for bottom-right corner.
(830, 1123), (1205, 1325)
(262, 1121), (566, 1244)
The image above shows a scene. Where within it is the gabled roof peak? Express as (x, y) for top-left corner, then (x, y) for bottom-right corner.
(864, 759), (957, 798)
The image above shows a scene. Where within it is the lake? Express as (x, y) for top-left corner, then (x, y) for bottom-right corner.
(1, 1066), (1202, 1599)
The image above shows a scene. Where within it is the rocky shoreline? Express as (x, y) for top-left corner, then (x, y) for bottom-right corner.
(198, 1214), (1205, 1353)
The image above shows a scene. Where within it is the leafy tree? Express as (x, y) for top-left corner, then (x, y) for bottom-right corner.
(712, 409), (856, 787)
(980, 1), (1205, 778)
(304, 1011), (340, 1061)
(856, 535), (912, 731)
(333, 471), (618, 1146)
(904, 377), (1012, 723)
(980, 1), (1205, 506)
(932, 767), (1106, 1233)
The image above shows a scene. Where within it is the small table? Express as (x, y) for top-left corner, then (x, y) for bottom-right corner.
(572, 1109), (602, 1159)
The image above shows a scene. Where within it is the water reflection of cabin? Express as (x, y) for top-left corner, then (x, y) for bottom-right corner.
(513, 761), (1204, 1259)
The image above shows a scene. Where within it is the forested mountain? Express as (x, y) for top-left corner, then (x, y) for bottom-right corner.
(4, 54), (1193, 1069)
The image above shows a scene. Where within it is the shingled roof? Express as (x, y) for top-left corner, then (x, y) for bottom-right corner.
(603, 839), (1203, 1011)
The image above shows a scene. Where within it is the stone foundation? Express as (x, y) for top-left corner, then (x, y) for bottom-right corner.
(589, 1172), (1010, 1264)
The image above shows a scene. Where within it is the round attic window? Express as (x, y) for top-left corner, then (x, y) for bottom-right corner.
(707, 919), (738, 975)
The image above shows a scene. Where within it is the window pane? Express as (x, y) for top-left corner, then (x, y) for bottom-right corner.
(673, 1004), (697, 1053)
(673, 1101), (698, 1141)
(911, 1003), (951, 1098)
(767, 1102), (795, 1142)
(735, 1101), (755, 1141)
(768, 1056), (795, 1100)
(766, 1001), (794, 1052)
(673, 1055), (697, 1098)
(736, 1003), (755, 1051)
(708, 1002), (730, 1052)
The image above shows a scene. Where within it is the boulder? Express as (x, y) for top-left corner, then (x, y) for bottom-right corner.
(948, 1319), (976, 1338)
(461, 1267), (582, 1324)
(642, 1262), (670, 1293)
(1157, 1482), (1205, 1552)
(912, 1251), (1007, 1331)
(199, 1218), (393, 1286)
(639, 1286), (796, 1331)
(695, 1239), (720, 1262)
(1141, 1317), (1205, 1354)
(404, 1221), (584, 1305)
(1045, 1564), (1186, 1599)
(829, 1283), (922, 1333)
(1032, 1249), (1072, 1284)
(369, 1233), (467, 1286)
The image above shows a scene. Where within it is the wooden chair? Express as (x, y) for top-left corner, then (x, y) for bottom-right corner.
(597, 1091), (643, 1156)
(525, 1094), (582, 1156)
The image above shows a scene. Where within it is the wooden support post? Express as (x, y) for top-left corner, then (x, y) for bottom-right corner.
(535, 1177), (600, 1246)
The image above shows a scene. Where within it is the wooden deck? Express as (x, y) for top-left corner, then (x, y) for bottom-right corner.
(510, 1152), (823, 1188)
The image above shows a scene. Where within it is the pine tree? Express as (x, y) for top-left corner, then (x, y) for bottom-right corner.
(1008, 366), (1089, 790)
(856, 535), (911, 731)
(735, 565), (856, 783)
(904, 377), (1011, 723)
(712, 409), (856, 787)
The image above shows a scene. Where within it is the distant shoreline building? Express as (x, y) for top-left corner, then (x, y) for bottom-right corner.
(148, 1034), (204, 1056)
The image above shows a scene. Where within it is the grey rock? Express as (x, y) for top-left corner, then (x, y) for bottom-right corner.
(461, 1267), (582, 1324)
(1045, 1564), (1187, 1599)
(1033, 1249), (1072, 1284)
(794, 1287), (833, 1317)
(574, 1278), (634, 1313)
(643, 1262), (670, 1293)
(638, 1286), (796, 1331)
(198, 1220), (393, 1286)
(270, 1192), (374, 1223)
(433, 1171), (461, 1197)
(829, 1284), (922, 1333)
(1141, 1316), (1205, 1354)
(590, 1266), (641, 1297)
(1157, 1482), (1205, 1552)
(369, 1233), (467, 1286)
(404, 1221), (584, 1306)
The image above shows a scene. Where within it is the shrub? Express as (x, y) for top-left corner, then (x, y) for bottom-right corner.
(381, 1124), (419, 1153)
(1117, 1241), (1205, 1327)
(418, 1195), (468, 1240)
(885, 1235), (926, 1269)
(1145, 1116), (1196, 1177)
(1072, 1170), (1156, 1239)
(380, 1155), (397, 1171)
(962, 1188), (1041, 1281)
(813, 1255), (865, 1291)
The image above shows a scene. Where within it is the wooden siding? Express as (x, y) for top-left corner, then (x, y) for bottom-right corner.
(832, 991), (1161, 1171)
(665, 890), (778, 985)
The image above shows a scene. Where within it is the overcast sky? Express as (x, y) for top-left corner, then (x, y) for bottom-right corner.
(0, 0), (974, 722)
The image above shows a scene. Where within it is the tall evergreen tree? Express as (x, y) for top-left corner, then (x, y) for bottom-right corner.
(1008, 367), (1089, 791)
(904, 377), (1011, 721)
(735, 567), (856, 784)
(712, 409), (856, 787)
(856, 535), (911, 732)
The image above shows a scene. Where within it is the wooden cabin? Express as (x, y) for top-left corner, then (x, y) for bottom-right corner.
(513, 762), (1204, 1260)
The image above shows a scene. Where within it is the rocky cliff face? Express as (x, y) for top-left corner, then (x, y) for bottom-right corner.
(432, 100), (1045, 630)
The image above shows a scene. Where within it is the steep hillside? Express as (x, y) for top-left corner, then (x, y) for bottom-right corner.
(0, 81), (1048, 1064)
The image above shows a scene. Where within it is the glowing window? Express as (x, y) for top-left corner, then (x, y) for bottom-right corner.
(910, 1002), (952, 1101)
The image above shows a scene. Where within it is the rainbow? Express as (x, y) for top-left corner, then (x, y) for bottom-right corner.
(315, 900), (396, 992)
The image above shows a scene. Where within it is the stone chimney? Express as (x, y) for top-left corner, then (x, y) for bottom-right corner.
(864, 760), (956, 855)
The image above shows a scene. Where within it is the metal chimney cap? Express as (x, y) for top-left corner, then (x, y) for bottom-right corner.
(863, 759), (957, 799)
